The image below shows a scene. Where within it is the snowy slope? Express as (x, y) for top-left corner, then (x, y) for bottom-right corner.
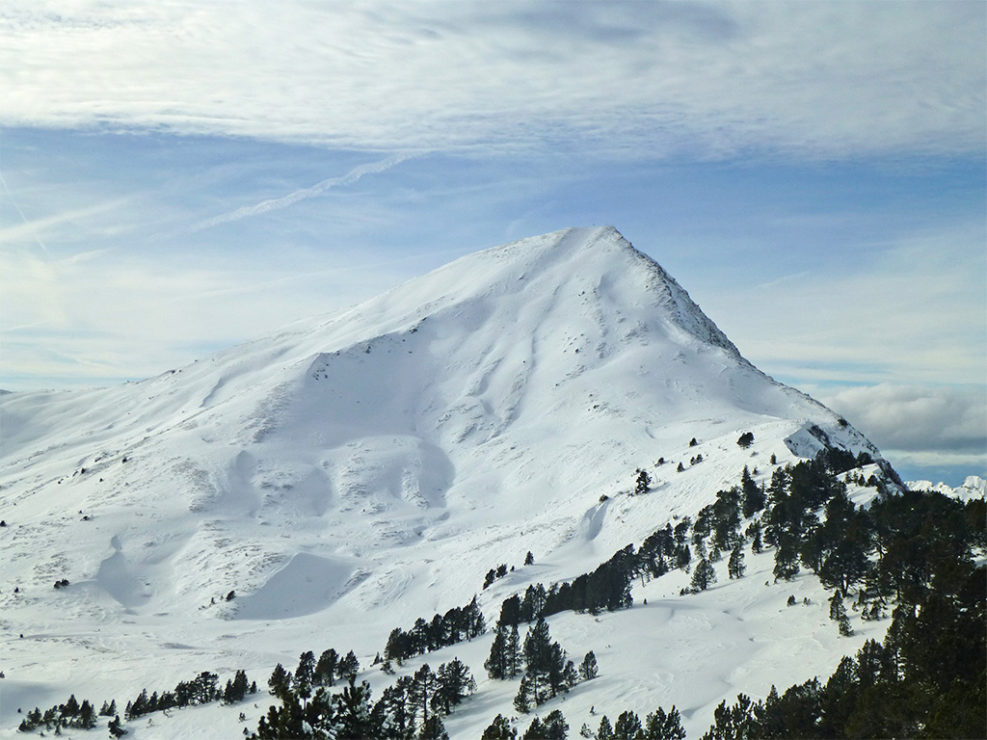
(0, 226), (886, 736)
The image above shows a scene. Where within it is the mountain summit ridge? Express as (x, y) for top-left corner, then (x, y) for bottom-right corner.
(307, 225), (745, 364)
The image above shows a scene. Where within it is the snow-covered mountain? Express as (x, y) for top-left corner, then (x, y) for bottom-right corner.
(0, 226), (892, 737)
(907, 475), (986, 501)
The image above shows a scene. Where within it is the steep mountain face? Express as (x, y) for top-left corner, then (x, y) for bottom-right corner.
(0, 227), (885, 735)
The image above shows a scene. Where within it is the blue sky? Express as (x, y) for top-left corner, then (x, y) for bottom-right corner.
(1, 1), (984, 485)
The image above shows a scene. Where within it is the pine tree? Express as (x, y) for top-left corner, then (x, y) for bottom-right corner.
(818, 498), (871, 595)
(338, 650), (360, 680)
(579, 650), (598, 681)
(542, 709), (569, 739)
(500, 594), (522, 628)
(597, 716), (614, 740)
(190, 671), (219, 704)
(513, 674), (533, 713)
(332, 676), (376, 739)
(506, 624), (522, 678)
(77, 700), (97, 729)
(562, 658), (580, 693)
(223, 669), (249, 703)
(108, 715), (127, 738)
(523, 616), (566, 703)
(434, 658), (475, 713)
(62, 694), (80, 718)
(747, 520), (764, 553)
(293, 650), (316, 699)
(690, 556), (716, 592)
(741, 466), (765, 517)
(520, 583), (547, 621)
(373, 676), (416, 740)
(523, 717), (546, 739)
(481, 714), (517, 739)
(772, 535), (800, 581)
(126, 689), (148, 719)
(386, 628), (412, 664)
(409, 664), (438, 726)
(728, 543), (746, 579)
(524, 551), (535, 566)
(485, 623), (510, 679)
(644, 706), (686, 739)
(613, 710), (643, 739)
(418, 714), (450, 740)
(829, 591), (853, 636)
(635, 468), (651, 494)
(702, 694), (759, 739)
(675, 543), (691, 570)
(465, 595), (487, 638)
(267, 663), (292, 701)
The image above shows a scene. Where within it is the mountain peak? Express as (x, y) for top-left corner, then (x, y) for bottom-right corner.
(325, 226), (743, 365)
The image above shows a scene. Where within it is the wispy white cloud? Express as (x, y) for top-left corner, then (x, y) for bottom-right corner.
(701, 222), (987, 388)
(0, 240), (430, 389)
(0, 198), (130, 246)
(1, 1), (982, 159)
(190, 153), (417, 232)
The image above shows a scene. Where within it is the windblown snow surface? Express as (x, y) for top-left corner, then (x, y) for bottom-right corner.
(0, 227), (896, 737)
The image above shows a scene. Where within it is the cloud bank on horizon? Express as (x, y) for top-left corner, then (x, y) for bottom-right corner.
(0, 0), (984, 482)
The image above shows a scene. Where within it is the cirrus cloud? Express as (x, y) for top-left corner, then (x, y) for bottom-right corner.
(1, 1), (983, 159)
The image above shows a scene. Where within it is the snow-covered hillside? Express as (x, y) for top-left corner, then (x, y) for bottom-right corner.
(0, 226), (890, 736)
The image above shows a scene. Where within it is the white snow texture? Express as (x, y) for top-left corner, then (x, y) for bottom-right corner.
(0, 227), (893, 737)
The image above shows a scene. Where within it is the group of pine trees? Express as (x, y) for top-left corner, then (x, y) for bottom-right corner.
(512, 617), (589, 712)
(253, 656), (476, 738)
(482, 709), (569, 739)
(383, 597), (486, 664)
(267, 648), (361, 703)
(483, 562), (511, 589)
(694, 463), (985, 737)
(123, 669), (255, 720)
(17, 695), (104, 733)
(16, 669), (256, 735)
(479, 705), (685, 739)
(483, 552), (535, 590)
(702, 549), (984, 739)
(499, 546), (635, 622)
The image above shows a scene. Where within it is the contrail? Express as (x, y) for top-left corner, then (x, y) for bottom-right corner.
(0, 134), (51, 257)
(190, 153), (416, 233)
